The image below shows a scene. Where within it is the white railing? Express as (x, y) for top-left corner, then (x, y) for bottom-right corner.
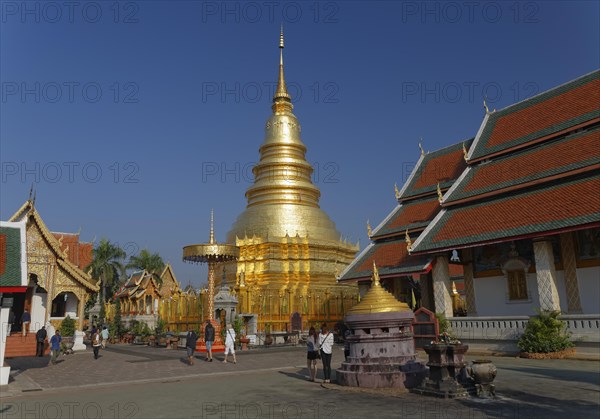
(448, 314), (600, 343)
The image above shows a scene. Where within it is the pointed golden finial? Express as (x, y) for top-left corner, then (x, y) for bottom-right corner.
(367, 220), (372, 237)
(437, 183), (444, 203)
(405, 229), (413, 252)
(419, 138), (425, 156)
(273, 25), (291, 105)
(28, 184), (34, 201)
(462, 142), (469, 162)
(452, 280), (458, 294)
(372, 261), (381, 286)
(209, 209), (215, 244)
(394, 183), (400, 200)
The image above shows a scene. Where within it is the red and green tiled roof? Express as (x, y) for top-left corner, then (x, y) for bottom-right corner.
(398, 140), (472, 201)
(339, 240), (431, 281)
(371, 196), (440, 239)
(446, 127), (600, 204)
(469, 70), (600, 162)
(0, 226), (23, 287)
(412, 174), (600, 253)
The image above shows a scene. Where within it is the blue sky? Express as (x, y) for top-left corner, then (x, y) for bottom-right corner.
(1, 1), (599, 287)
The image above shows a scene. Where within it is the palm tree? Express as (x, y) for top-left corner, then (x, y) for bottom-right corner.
(127, 249), (165, 284)
(87, 239), (126, 304)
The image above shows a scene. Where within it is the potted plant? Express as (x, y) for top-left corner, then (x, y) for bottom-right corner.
(60, 316), (76, 354)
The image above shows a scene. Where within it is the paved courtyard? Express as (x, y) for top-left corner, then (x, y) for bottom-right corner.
(1, 344), (599, 418)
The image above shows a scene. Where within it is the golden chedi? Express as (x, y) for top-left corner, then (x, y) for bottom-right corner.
(225, 30), (359, 333)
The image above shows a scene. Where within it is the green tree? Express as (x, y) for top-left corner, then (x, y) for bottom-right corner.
(127, 249), (165, 284)
(86, 239), (126, 305)
(60, 316), (76, 337)
(110, 298), (123, 338)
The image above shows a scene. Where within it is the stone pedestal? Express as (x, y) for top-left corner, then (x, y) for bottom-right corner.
(412, 344), (470, 398)
(72, 330), (86, 351)
(337, 311), (426, 389)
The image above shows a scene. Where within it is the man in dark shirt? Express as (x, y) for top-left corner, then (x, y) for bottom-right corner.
(36, 326), (47, 357)
(186, 329), (198, 365)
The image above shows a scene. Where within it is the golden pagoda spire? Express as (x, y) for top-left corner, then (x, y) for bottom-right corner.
(209, 209), (215, 244)
(273, 25), (292, 111)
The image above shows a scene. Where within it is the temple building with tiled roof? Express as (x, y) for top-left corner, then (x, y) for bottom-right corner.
(114, 263), (182, 328)
(411, 70), (599, 320)
(1, 199), (99, 333)
(341, 70), (599, 346)
(339, 140), (471, 310)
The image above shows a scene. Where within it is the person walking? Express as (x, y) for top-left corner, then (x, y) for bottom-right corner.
(21, 309), (31, 336)
(186, 328), (198, 365)
(92, 329), (102, 359)
(101, 326), (109, 349)
(223, 323), (236, 364)
(50, 330), (61, 365)
(35, 326), (47, 357)
(319, 324), (334, 383)
(7, 310), (14, 337)
(306, 326), (319, 382)
(204, 320), (215, 362)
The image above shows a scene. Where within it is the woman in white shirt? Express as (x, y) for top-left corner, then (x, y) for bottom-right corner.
(223, 324), (237, 364)
(318, 324), (334, 383)
(306, 327), (319, 382)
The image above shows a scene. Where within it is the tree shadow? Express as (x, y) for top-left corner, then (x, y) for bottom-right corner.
(501, 366), (600, 386)
(457, 389), (599, 419)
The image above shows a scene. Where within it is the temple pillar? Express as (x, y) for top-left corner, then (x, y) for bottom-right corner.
(533, 239), (561, 312)
(559, 232), (582, 313)
(461, 248), (477, 316)
(432, 255), (453, 318)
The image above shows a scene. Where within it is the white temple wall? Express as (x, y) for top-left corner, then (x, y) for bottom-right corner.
(474, 272), (539, 316)
(30, 293), (47, 332)
(578, 266), (600, 314)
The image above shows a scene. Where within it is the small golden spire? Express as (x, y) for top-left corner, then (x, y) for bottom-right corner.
(437, 183), (443, 203)
(209, 209), (215, 244)
(419, 138), (425, 156)
(405, 229), (413, 252)
(367, 220), (372, 237)
(372, 261), (381, 286)
(394, 183), (400, 200)
(452, 280), (458, 294)
(462, 142), (469, 162)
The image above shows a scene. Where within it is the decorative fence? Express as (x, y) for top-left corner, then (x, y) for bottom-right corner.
(448, 314), (600, 343)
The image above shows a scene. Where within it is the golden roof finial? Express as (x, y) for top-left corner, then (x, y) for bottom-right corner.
(367, 220), (372, 237)
(483, 97), (496, 115)
(419, 138), (425, 156)
(273, 25), (291, 105)
(394, 183), (400, 200)
(405, 229), (413, 252)
(209, 209), (215, 244)
(372, 261), (381, 286)
(437, 183), (444, 203)
(452, 280), (458, 294)
(462, 141), (469, 162)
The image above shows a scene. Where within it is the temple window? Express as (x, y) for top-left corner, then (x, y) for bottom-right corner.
(507, 270), (528, 300)
(501, 243), (531, 302)
(50, 292), (79, 318)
